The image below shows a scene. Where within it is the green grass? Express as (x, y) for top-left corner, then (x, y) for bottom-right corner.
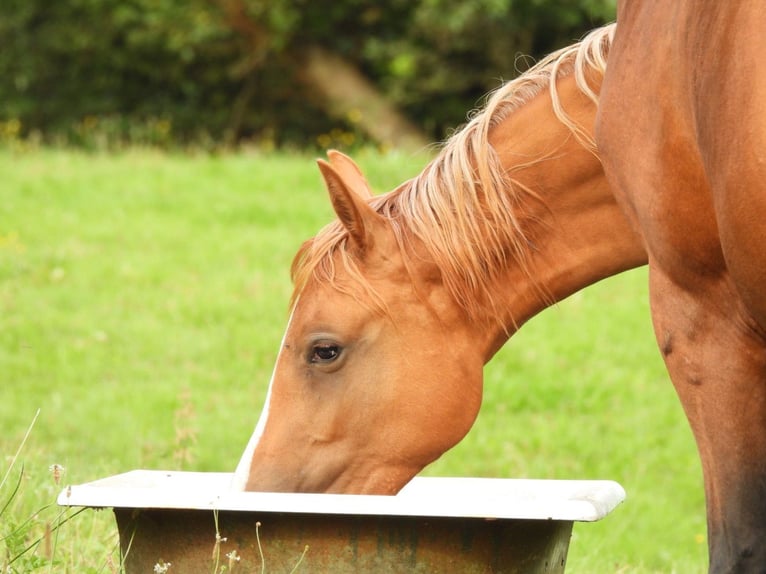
(1, 148), (707, 572)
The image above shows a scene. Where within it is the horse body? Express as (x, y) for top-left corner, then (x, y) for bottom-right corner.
(598, 2), (766, 571)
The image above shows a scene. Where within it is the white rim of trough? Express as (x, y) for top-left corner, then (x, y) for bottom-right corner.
(57, 470), (625, 523)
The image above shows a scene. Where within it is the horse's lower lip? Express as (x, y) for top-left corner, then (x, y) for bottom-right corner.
(241, 460), (343, 494)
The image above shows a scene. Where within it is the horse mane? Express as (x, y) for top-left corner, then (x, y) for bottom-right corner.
(291, 23), (616, 323)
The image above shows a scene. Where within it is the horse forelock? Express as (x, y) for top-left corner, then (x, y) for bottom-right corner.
(290, 23), (616, 324)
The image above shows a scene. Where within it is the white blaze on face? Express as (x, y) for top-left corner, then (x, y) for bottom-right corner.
(231, 304), (297, 490)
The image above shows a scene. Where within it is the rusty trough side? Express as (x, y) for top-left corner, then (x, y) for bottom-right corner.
(116, 509), (572, 573)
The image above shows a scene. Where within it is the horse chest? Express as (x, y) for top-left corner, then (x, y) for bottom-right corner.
(598, 27), (727, 286)
(599, 118), (724, 286)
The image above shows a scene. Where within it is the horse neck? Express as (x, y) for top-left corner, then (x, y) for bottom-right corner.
(481, 71), (647, 359)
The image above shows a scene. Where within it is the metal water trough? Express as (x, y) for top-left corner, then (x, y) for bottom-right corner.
(58, 470), (624, 573)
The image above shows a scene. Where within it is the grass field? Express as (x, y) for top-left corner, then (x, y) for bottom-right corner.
(1, 148), (708, 572)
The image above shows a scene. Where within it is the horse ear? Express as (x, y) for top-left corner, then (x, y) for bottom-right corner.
(317, 158), (381, 254)
(326, 149), (373, 199)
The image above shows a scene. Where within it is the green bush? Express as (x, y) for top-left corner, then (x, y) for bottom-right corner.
(0, 0), (615, 148)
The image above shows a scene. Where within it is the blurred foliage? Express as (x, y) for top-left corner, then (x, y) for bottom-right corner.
(0, 0), (615, 149)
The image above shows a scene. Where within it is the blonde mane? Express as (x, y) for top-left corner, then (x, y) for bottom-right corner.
(291, 23), (616, 323)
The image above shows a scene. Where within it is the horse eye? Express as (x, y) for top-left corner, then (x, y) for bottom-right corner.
(310, 344), (341, 364)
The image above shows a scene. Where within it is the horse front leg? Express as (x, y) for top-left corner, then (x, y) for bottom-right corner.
(648, 267), (766, 573)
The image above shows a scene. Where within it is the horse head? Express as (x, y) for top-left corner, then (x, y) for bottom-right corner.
(233, 152), (486, 494)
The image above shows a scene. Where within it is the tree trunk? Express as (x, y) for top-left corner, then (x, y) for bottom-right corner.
(299, 45), (429, 152)
(218, 0), (428, 150)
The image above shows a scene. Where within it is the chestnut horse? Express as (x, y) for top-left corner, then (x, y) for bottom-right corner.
(234, 12), (765, 570)
(596, 2), (766, 572)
